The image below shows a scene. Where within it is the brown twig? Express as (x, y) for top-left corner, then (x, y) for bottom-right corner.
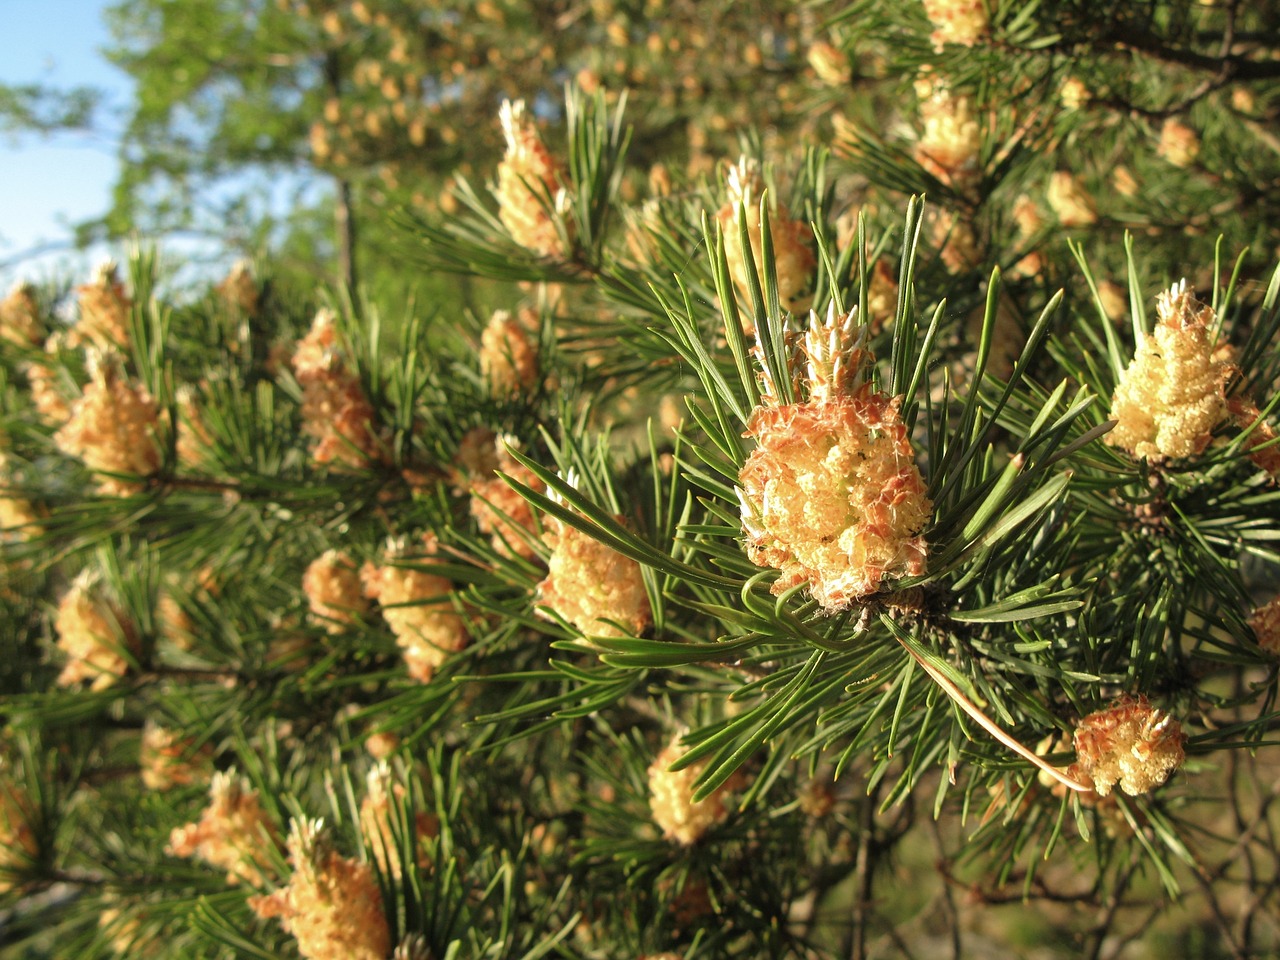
(850, 782), (879, 960)
(895, 637), (1093, 794)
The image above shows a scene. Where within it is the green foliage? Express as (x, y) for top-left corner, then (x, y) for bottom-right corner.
(5, 1), (1280, 958)
(0, 85), (100, 140)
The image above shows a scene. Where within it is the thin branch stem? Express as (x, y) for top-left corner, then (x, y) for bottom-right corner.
(896, 639), (1093, 793)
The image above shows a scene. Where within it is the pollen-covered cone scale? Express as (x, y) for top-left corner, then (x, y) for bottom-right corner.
(1068, 696), (1186, 797)
(166, 770), (280, 885)
(536, 513), (651, 638)
(1158, 118), (1200, 168)
(495, 98), (572, 257)
(53, 572), (139, 690)
(0, 449), (42, 539)
(361, 537), (468, 682)
(1249, 596), (1280, 656)
(303, 549), (370, 633)
(71, 260), (132, 349)
(1106, 280), (1232, 460)
(24, 334), (71, 425)
(54, 353), (161, 495)
(455, 429), (545, 559)
(291, 310), (386, 469)
(249, 818), (390, 960)
(140, 723), (214, 791)
(1046, 171), (1097, 228)
(480, 308), (539, 397)
(1228, 396), (1280, 480)
(648, 733), (736, 845)
(0, 281), (41, 345)
(914, 89), (981, 190)
(737, 304), (931, 612)
(921, 0), (989, 50)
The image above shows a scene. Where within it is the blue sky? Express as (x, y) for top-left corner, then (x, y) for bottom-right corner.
(1, 0), (324, 293)
(0, 0), (129, 288)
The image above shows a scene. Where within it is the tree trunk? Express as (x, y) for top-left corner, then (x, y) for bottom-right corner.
(335, 175), (358, 294)
(324, 49), (357, 294)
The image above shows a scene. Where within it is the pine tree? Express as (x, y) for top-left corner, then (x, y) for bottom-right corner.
(4, 1), (1280, 958)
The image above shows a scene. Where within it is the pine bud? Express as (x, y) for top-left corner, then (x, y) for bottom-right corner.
(1228, 397), (1280, 480)
(1248, 597), (1280, 656)
(1107, 281), (1232, 460)
(72, 260), (132, 349)
(175, 385), (216, 470)
(167, 770), (280, 885)
(139, 723), (214, 791)
(864, 259), (899, 332)
(536, 515), (651, 638)
(54, 353), (162, 495)
(1030, 737), (1130, 835)
(576, 66), (601, 94)
(358, 763), (437, 879)
(215, 259), (259, 315)
(361, 538), (468, 682)
(963, 294), (1024, 380)
(266, 632), (312, 673)
(97, 903), (156, 957)
(0, 281), (41, 345)
(156, 565), (217, 650)
(1112, 165), (1138, 197)
(319, 9), (343, 36)
(249, 818), (391, 960)
(24, 338), (72, 426)
(717, 156), (815, 323)
(799, 780), (837, 818)
(1010, 195), (1045, 277)
(364, 731), (400, 759)
(648, 735), (733, 845)
(393, 935), (433, 960)
(53, 572), (139, 691)
(1157, 118), (1200, 168)
(309, 121), (331, 160)
(496, 99), (572, 257)
(921, 0), (989, 50)
(0, 451), (41, 540)
(738, 305), (931, 612)
(1047, 171), (1098, 227)
(624, 198), (664, 263)
(292, 310), (386, 470)
(915, 90), (982, 189)
(1059, 77), (1090, 110)
(465, 434), (545, 560)
(303, 550), (370, 633)
(807, 40), (850, 87)
(931, 209), (983, 273)
(1097, 281), (1128, 323)
(453, 426), (501, 489)
(479, 308), (539, 397)
(1069, 697), (1185, 797)
(0, 772), (38, 894)
(407, 115), (428, 146)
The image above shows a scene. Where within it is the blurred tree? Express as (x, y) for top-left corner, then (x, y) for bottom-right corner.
(0, 84), (100, 138)
(90, 0), (826, 295)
